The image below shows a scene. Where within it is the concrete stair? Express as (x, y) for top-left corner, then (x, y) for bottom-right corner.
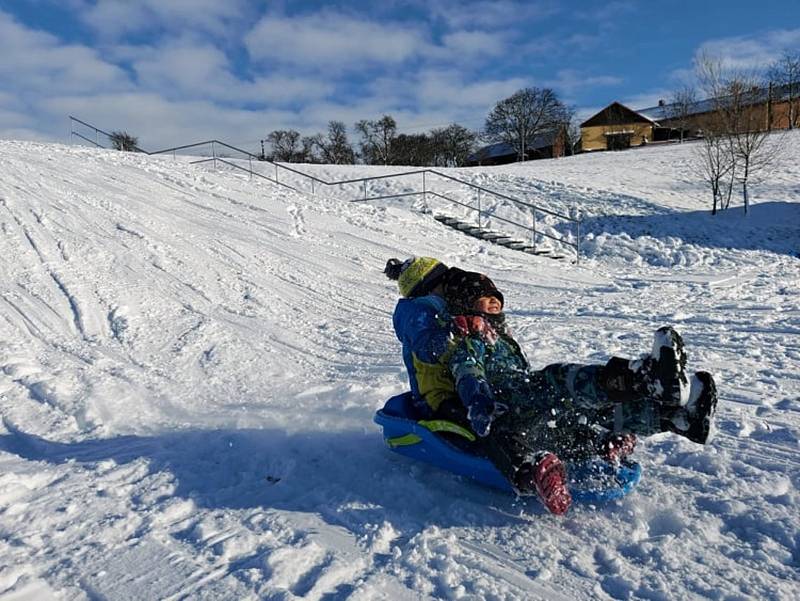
(433, 214), (567, 260)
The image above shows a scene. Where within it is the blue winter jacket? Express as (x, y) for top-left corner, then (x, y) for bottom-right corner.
(392, 294), (458, 417)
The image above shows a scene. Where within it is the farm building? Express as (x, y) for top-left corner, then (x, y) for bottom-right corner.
(579, 102), (657, 151)
(466, 128), (566, 166)
(583, 82), (800, 152)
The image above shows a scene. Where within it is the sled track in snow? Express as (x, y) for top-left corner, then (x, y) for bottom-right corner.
(1, 138), (799, 599)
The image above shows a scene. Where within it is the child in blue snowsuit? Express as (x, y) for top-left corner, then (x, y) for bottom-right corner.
(386, 257), (478, 422)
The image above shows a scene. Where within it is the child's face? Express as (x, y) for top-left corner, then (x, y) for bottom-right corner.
(473, 295), (502, 314)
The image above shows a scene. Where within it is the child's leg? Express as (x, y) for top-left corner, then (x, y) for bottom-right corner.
(534, 362), (716, 442)
(526, 362), (664, 438)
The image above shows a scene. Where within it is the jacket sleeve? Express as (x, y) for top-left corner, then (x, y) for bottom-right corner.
(448, 336), (495, 409)
(393, 298), (452, 363)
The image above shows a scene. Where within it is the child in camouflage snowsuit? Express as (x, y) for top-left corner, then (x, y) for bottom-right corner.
(443, 270), (718, 515)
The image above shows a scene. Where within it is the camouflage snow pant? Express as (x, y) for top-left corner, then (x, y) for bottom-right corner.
(481, 362), (664, 480)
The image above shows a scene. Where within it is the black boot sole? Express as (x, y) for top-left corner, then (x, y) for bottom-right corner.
(655, 327), (688, 406)
(685, 371), (718, 444)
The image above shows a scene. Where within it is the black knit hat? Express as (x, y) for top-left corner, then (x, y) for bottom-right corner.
(443, 268), (504, 312)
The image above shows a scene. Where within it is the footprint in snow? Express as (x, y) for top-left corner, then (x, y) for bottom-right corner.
(287, 205), (306, 237)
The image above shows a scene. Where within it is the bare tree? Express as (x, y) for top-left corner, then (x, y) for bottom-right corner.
(355, 115), (397, 165)
(484, 87), (566, 162)
(300, 135), (319, 163)
(668, 85), (698, 142)
(391, 133), (434, 166)
(315, 121), (355, 164)
(552, 104), (578, 156)
(429, 123), (477, 167)
(109, 130), (139, 151)
(768, 51), (800, 129)
(696, 54), (780, 214)
(267, 129), (301, 162)
(693, 113), (735, 214)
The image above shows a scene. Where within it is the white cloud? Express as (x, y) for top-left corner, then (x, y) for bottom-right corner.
(415, 70), (528, 112)
(80, 0), (249, 39)
(546, 69), (623, 96)
(426, 0), (558, 29)
(439, 30), (507, 59)
(44, 93), (299, 150)
(244, 13), (429, 70)
(621, 89), (673, 111)
(0, 10), (130, 95)
(130, 39), (334, 104)
(696, 28), (800, 71)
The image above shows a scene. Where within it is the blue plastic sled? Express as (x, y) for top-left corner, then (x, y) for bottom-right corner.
(374, 392), (642, 504)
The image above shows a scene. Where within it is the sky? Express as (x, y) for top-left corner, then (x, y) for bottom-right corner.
(1, 0), (799, 152)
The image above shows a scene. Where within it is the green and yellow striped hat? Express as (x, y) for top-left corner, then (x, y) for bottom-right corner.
(384, 257), (449, 298)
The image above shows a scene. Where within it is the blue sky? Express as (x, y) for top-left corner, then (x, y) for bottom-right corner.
(1, 0), (799, 151)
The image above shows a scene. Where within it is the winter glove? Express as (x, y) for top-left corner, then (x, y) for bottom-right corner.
(452, 315), (498, 345)
(458, 376), (507, 437)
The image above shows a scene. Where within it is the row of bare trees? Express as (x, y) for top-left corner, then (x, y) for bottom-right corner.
(264, 86), (575, 167)
(265, 118), (477, 167)
(693, 54), (790, 215)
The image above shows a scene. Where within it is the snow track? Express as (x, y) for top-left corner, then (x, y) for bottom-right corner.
(0, 139), (798, 599)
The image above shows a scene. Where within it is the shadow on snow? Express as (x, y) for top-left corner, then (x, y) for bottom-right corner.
(574, 200), (800, 257)
(0, 421), (544, 530)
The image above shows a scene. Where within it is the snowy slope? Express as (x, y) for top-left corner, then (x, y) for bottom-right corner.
(0, 137), (798, 600)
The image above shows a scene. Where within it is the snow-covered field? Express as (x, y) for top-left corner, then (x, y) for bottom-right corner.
(0, 135), (798, 600)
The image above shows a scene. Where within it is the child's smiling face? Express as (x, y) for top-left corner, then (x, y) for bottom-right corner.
(473, 295), (502, 314)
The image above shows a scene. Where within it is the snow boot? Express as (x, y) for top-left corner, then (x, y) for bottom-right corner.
(514, 453), (572, 515)
(661, 371), (718, 444)
(597, 432), (637, 464)
(601, 326), (689, 406)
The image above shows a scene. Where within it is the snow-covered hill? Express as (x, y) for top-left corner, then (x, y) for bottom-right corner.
(0, 137), (798, 600)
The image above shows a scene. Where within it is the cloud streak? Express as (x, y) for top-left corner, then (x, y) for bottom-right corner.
(244, 13), (428, 70)
(696, 28), (800, 71)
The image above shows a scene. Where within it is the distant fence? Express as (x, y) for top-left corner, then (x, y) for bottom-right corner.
(69, 116), (583, 262)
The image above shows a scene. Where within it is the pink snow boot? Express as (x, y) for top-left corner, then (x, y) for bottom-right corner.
(515, 453), (572, 515)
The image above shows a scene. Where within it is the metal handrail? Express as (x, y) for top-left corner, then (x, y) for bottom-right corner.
(428, 170), (572, 221)
(69, 115), (582, 261)
(70, 115), (149, 153)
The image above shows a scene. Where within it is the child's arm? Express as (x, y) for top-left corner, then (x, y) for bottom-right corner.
(449, 335), (498, 436)
(393, 299), (452, 363)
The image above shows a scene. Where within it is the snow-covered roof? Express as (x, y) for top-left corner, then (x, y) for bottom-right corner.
(469, 130), (558, 161)
(638, 81), (800, 121)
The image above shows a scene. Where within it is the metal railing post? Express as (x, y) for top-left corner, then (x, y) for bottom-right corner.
(69, 119), (74, 145)
(422, 171), (427, 206)
(576, 214), (582, 264)
(95, 128), (99, 147)
(477, 188), (482, 229)
(212, 141), (217, 168)
(364, 180), (368, 201)
(275, 163), (279, 184)
(532, 209), (537, 253)
(311, 178), (315, 195)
